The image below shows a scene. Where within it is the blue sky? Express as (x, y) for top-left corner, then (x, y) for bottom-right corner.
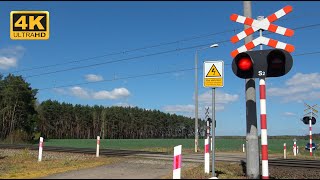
(1, 1), (320, 136)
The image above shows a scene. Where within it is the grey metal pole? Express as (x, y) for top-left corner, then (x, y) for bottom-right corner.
(211, 87), (216, 177)
(243, 1), (260, 179)
(195, 50), (199, 153)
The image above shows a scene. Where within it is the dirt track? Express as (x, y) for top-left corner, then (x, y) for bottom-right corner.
(42, 158), (198, 179)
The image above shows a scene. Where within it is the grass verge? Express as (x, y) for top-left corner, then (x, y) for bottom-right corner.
(161, 161), (246, 179)
(0, 149), (124, 179)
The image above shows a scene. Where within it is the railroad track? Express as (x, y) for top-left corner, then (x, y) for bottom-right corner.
(1, 144), (320, 169)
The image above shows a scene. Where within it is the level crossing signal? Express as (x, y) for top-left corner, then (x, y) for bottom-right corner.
(231, 49), (293, 79)
(302, 116), (316, 125)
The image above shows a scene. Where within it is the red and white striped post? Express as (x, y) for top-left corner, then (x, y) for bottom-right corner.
(259, 78), (269, 179)
(205, 138), (210, 174)
(96, 136), (100, 157)
(309, 119), (313, 156)
(173, 145), (182, 179)
(206, 120), (210, 152)
(38, 137), (44, 162)
(293, 141), (297, 156)
(283, 143), (286, 159)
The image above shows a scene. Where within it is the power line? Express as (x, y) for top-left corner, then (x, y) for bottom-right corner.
(8, 29), (238, 74)
(22, 22), (320, 79)
(24, 40), (230, 79)
(0, 49), (320, 91)
(8, 13), (320, 75)
(35, 50), (320, 91)
(294, 51), (320, 56)
(39, 67), (197, 91)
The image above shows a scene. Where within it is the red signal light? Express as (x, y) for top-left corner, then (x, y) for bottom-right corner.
(237, 57), (252, 71)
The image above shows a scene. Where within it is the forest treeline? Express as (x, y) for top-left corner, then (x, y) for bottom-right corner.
(0, 74), (207, 141)
(0, 74), (311, 142)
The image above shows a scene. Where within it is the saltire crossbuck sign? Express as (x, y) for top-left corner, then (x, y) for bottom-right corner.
(230, 5), (295, 58)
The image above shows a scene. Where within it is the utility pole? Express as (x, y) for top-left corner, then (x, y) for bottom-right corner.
(243, 1), (260, 178)
(211, 87), (216, 177)
(194, 44), (219, 152)
(195, 51), (199, 152)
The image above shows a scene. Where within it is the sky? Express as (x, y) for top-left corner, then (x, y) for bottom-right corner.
(0, 1), (320, 136)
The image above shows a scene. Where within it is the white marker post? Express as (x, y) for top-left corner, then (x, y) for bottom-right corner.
(96, 136), (100, 157)
(205, 138), (210, 174)
(173, 145), (182, 179)
(293, 140), (297, 156)
(38, 137), (43, 162)
(297, 146), (299, 154)
(283, 143), (286, 159)
(242, 144), (245, 153)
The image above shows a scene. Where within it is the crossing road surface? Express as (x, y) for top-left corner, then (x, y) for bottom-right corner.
(41, 158), (198, 179)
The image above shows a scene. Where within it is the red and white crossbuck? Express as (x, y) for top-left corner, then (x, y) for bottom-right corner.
(230, 5), (295, 57)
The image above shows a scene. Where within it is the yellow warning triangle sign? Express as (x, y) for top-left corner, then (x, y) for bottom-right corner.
(206, 64), (221, 77)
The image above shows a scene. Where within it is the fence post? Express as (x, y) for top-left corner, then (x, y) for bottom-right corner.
(38, 137), (43, 162)
(242, 144), (245, 153)
(283, 143), (286, 159)
(173, 145), (182, 179)
(205, 138), (210, 174)
(96, 136), (100, 157)
(293, 141), (296, 156)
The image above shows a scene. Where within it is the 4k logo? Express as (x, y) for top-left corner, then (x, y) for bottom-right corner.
(10, 11), (49, 40)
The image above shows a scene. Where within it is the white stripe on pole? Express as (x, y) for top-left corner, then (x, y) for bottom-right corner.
(283, 143), (286, 159)
(205, 138), (210, 174)
(38, 137), (43, 162)
(173, 145), (182, 179)
(96, 136), (100, 157)
(211, 137), (213, 151)
(293, 141), (296, 156)
(309, 120), (313, 156)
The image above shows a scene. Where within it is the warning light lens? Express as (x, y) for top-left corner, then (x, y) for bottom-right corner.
(238, 57), (252, 71)
(267, 50), (285, 69)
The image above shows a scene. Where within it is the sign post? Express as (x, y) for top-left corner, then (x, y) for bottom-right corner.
(203, 61), (224, 178)
(230, 5), (295, 179)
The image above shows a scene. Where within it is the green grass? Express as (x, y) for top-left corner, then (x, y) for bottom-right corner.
(43, 138), (247, 152)
(37, 138), (320, 155)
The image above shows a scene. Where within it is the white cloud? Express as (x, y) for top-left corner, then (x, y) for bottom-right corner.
(114, 102), (133, 107)
(52, 88), (67, 94)
(92, 88), (130, 99)
(283, 112), (296, 116)
(267, 72), (320, 102)
(56, 86), (130, 100)
(162, 90), (239, 118)
(198, 90), (239, 105)
(84, 74), (104, 82)
(163, 104), (194, 113)
(0, 46), (25, 70)
(173, 72), (185, 77)
(70, 86), (90, 99)
(0, 57), (17, 70)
